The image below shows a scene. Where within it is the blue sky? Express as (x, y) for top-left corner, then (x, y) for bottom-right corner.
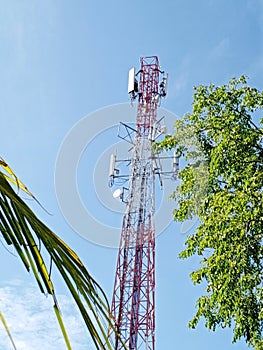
(1, 0), (263, 349)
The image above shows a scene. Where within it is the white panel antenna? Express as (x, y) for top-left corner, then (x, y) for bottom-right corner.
(128, 67), (136, 94)
(173, 151), (179, 173)
(109, 154), (116, 177)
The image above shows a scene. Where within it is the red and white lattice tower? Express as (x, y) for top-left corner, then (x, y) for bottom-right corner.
(110, 56), (168, 350)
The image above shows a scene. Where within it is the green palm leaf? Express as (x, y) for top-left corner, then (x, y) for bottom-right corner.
(0, 162), (121, 349)
(0, 311), (17, 350)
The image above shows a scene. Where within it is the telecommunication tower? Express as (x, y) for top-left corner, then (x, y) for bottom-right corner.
(109, 56), (171, 350)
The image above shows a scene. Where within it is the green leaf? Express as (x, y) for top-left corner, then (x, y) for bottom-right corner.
(155, 76), (263, 348)
(0, 311), (17, 350)
(0, 168), (122, 350)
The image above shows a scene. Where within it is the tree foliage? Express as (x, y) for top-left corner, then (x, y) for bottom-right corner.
(156, 76), (263, 348)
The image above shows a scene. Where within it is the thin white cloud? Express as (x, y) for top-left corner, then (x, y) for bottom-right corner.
(168, 56), (191, 99)
(0, 1), (57, 72)
(209, 37), (230, 60)
(0, 279), (94, 350)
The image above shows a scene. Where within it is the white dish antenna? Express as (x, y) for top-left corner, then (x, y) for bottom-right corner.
(113, 188), (123, 199)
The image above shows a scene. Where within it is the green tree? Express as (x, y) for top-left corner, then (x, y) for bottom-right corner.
(0, 159), (121, 350)
(156, 76), (263, 348)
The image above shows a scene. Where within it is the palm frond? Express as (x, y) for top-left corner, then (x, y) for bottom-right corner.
(0, 163), (119, 349)
(0, 311), (17, 350)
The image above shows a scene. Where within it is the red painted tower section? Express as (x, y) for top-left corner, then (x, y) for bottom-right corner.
(111, 56), (165, 350)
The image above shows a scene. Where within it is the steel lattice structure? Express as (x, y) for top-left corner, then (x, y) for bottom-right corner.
(110, 56), (167, 350)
